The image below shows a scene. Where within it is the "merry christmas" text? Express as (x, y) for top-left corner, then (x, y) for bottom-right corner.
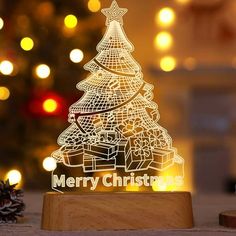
(52, 173), (183, 191)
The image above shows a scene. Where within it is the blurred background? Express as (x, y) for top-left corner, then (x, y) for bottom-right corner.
(0, 0), (235, 194)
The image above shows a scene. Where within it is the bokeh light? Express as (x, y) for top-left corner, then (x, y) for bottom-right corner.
(183, 57), (197, 71)
(43, 157), (57, 171)
(6, 170), (22, 185)
(156, 7), (175, 27)
(43, 98), (58, 113)
(0, 60), (14, 75)
(175, 0), (191, 4)
(69, 49), (84, 63)
(0, 17), (4, 30)
(64, 14), (78, 29)
(20, 37), (34, 51)
(35, 64), (51, 79)
(154, 32), (173, 51)
(160, 56), (177, 72)
(36, 2), (54, 19)
(88, 0), (101, 13)
(0, 87), (10, 101)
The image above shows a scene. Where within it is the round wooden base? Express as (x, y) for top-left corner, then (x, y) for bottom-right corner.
(219, 210), (236, 228)
(41, 192), (194, 231)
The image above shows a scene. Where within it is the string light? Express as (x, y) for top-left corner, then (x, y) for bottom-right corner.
(5, 170), (22, 185)
(64, 14), (78, 29)
(160, 56), (177, 72)
(0, 87), (10, 100)
(0, 60), (14, 75)
(69, 49), (84, 63)
(20, 37), (34, 51)
(156, 7), (176, 27)
(43, 98), (58, 113)
(0, 17), (4, 30)
(154, 32), (173, 51)
(88, 0), (101, 13)
(43, 157), (57, 171)
(35, 64), (51, 79)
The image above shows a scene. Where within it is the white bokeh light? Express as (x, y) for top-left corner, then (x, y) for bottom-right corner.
(6, 170), (22, 185)
(0, 17), (4, 30)
(0, 60), (14, 75)
(43, 157), (57, 171)
(35, 64), (51, 79)
(69, 49), (84, 63)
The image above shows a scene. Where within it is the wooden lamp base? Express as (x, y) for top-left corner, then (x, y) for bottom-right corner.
(219, 211), (236, 228)
(41, 192), (194, 231)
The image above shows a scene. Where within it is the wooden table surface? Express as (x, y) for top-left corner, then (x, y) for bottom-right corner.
(0, 192), (236, 236)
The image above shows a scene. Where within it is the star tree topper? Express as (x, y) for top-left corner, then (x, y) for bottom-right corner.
(102, 0), (128, 26)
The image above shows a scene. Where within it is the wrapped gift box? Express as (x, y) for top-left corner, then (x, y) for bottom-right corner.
(149, 148), (175, 171)
(149, 158), (174, 171)
(99, 131), (118, 143)
(122, 129), (136, 137)
(142, 130), (163, 148)
(62, 146), (84, 167)
(111, 139), (127, 167)
(84, 142), (118, 160)
(152, 148), (174, 163)
(83, 154), (116, 172)
(118, 139), (128, 152)
(125, 148), (153, 172)
(124, 136), (153, 171)
(125, 136), (150, 153)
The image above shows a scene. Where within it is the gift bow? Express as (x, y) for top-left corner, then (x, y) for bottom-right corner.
(133, 139), (150, 157)
(119, 118), (143, 135)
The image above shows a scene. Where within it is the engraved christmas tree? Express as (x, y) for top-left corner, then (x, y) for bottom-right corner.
(51, 1), (184, 177)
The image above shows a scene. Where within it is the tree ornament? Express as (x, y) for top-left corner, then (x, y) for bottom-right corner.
(0, 180), (25, 224)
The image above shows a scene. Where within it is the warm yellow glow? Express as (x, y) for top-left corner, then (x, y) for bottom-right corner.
(6, 170), (22, 185)
(154, 32), (173, 51)
(175, 0), (191, 4)
(88, 0), (101, 13)
(35, 64), (50, 79)
(126, 183), (140, 192)
(156, 8), (176, 27)
(183, 57), (197, 71)
(43, 157), (57, 171)
(43, 99), (58, 113)
(152, 180), (167, 192)
(0, 17), (4, 30)
(20, 37), (34, 51)
(0, 87), (10, 100)
(160, 56), (177, 72)
(0, 60), (14, 75)
(70, 49), (84, 63)
(64, 14), (78, 29)
(152, 179), (178, 192)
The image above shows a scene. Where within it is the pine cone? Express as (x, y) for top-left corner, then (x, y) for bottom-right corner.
(0, 180), (25, 223)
